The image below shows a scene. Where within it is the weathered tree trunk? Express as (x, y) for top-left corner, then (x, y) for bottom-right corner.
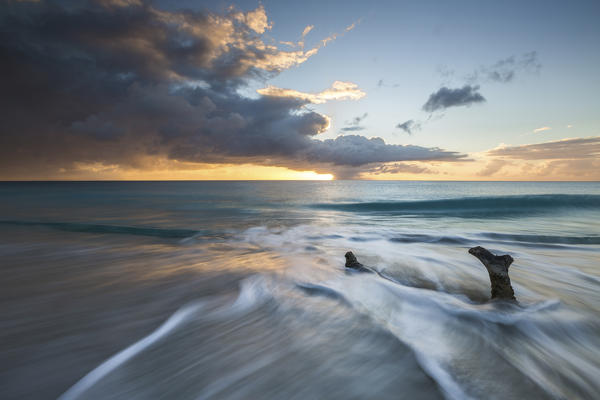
(468, 246), (516, 301)
(344, 251), (374, 273)
(345, 248), (516, 301)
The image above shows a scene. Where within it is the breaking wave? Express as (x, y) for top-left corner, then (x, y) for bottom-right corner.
(312, 194), (600, 218)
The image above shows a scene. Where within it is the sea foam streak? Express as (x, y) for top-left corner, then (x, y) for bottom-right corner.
(60, 277), (271, 400)
(58, 302), (205, 400)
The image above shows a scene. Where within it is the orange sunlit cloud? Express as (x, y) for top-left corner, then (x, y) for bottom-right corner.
(257, 81), (366, 104)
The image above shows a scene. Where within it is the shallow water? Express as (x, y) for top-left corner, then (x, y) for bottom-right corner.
(1, 181), (599, 399)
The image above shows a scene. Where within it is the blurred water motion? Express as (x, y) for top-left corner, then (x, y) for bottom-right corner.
(1, 181), (600, 399)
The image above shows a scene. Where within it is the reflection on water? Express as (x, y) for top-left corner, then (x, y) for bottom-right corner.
(1, 182), (599, 399)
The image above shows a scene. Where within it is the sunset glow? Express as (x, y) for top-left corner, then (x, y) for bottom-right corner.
(0, 1), (598, 180)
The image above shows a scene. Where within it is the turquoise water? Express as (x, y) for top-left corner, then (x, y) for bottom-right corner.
(1, 181), (599, 399)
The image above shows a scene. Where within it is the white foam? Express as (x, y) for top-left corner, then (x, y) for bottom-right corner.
(59, 276), (271, 400)
(59, 301), (205, 400)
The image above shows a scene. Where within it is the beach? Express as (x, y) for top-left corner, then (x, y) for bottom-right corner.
(1, 181), (600, 399)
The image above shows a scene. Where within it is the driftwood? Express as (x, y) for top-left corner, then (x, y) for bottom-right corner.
(344, 251), (374, 273)
(468, 246), (516, 301)
(345, 247), (516, 301)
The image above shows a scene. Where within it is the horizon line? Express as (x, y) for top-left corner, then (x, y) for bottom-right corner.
(1, 180), (599, 183)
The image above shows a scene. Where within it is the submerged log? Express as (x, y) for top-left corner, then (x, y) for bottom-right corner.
(468, 246), (516, 301)
(344, 251), (374, 273)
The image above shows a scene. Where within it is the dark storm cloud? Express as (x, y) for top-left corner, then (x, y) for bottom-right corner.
(396, 120), (421, 135)
(422, 85), (486, 112)
(0, 0), (465, 178)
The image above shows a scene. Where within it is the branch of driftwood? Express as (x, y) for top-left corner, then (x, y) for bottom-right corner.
(345, 246), (516, 301)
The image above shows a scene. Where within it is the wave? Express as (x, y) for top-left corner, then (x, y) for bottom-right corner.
(59, 276), (272, 400)
(59, 301), (206, 400)
(390, 232), (600, 246)
(480, 232), (600, 245)
(295, 276), (568, 399)
(389, 234), (470, 245)
(0, 220), (200, 239)
(295, 282), (353, 305)
(311, 194), (600, 218)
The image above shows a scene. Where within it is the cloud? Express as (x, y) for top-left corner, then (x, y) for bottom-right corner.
(422, 85), (486, 112)
(528, 158), (600, 180)
(350, 113), (368, 125)
(0, 1), (464, 179)
(376, 79), (399, 88)
(340, 113), (368, 132)
(257, 81), (366, 104)
(303, 135), (465, 167)
(298, 135), (464, 179)
(282, 21), (357, 50)
(302, 25), (314, 37)
(519, 51), (542, 74)
(396, 120), (421, 135)
(467, 51), (542, 84)
(486, 137), (600, 160)
(369, 163), (432, 175)
(476, 159), (511, 176)
(533, 126), (551, 133)
(321, 20), (360, 47)
(231, 4), (272, 34)
(422, 52), (539, 120)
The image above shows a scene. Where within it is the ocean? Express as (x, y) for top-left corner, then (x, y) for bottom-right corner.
(1, 181), (599, 399)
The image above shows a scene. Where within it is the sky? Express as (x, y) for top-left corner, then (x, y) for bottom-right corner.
(1, 0), (599, 180)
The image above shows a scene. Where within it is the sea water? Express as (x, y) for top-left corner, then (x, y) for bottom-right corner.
(1, 181), (599, 399)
